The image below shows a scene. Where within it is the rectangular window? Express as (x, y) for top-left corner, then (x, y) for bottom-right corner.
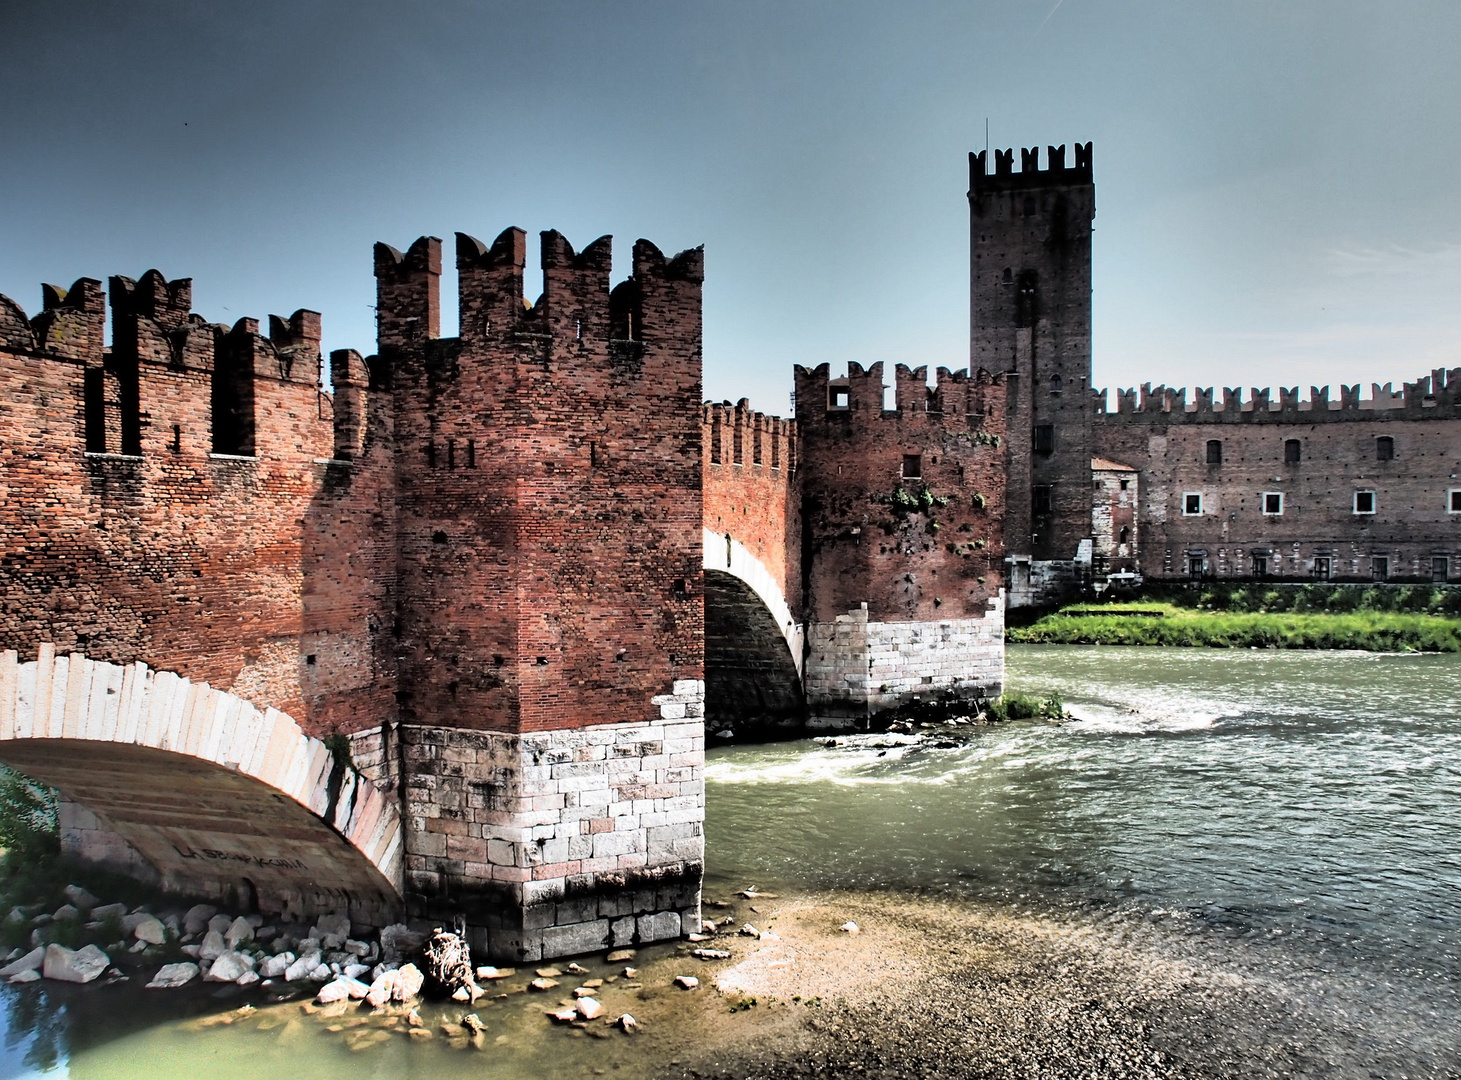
(901, 454), (922, 479)
(1262, 492), (1283, 515)
(1206, 439), (1222, 465)
(1032, 485), (1052, 514)
(1432, 557), (1450, 583)
(1449, 489), (1461, 513)
(1313, 556), (1332, 581)
(1033, 425), (1054, 455)
(1182, 493), (1203, 516)
(831, 389), (849, 409)
(1353, 490), (1376, 515)
(1376, 436), (1394, 461)
(1284, 439), (1301, 464)
(1187, 554), (1205, 579)
(1372, 556), (1389, 582)
(1252, 555), (1268, 578)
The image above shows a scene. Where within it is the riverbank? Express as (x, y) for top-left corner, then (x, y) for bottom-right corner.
(1008, 603), (1461, 650)
(662, 890), (1458, 1080)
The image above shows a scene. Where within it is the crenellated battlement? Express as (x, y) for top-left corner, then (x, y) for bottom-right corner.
(1094, 368), (1461, 424)
(969, 142), (1093, 193)
(793, 360), (1003, 430)
(703, 399), (796, 473)
(378, 228), (705, 354)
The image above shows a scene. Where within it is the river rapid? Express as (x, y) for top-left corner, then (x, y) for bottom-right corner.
(0, 645), (1457, 1077)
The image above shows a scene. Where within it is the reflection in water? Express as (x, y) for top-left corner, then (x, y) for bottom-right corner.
(1, 645), (1458, 1076)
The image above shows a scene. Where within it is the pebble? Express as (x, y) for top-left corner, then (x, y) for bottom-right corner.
(674, 975), (699, 990)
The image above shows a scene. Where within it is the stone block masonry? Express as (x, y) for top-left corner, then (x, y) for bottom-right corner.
(401, 681), (704, 962)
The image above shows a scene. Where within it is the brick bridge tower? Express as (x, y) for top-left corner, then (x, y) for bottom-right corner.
(376, 228), (706, 960)
(970, 143), (1095, 606)
(794, 361), (1007, 719)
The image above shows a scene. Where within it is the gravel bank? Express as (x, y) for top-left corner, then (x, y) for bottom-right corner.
(654, 892), (1460, 1080)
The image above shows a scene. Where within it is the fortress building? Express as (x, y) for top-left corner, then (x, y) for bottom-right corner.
(0, 225), (1007, 958)
(981, 143), (1461, 601)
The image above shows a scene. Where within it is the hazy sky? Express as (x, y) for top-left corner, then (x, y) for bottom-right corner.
(3, 1), (1458, 415)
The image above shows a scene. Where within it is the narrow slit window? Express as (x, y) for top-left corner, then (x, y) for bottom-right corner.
(1033, 424), (1054, 455)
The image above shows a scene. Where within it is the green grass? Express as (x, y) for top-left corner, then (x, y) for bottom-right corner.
(1009, 604), (1461, 651)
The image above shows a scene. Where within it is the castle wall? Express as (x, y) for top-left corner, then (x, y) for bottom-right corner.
(1092, 375), (1461, 581)
(794, 361), (1007, 718)
(0, 277), (397, 740)
(1091, 459), (1139, 574)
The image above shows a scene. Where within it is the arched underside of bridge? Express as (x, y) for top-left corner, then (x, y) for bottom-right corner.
(704, 570), (806, 737)
(0, 647), (402, 927)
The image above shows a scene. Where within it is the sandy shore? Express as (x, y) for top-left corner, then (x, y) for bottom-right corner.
(643, 890), (1459, 1080)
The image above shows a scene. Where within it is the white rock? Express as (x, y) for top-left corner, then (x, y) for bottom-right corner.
(313, 913), (350, 948)
(739, 924), (759, 937)
(309, 963), (331, 981)
(548, 1006), (578, 1023)
(283, 955), (317, 982)
(393, 962), (424, 1001)
(180, 944), (201, 958)
(52, 904), (80, 922)
(206, 914), (232, 935)
(63, 885), (99, 909)
(343, 939), (371, 957)
(121, 912), (152, 934)
(133, 915), (167, 945)
(839, 921), (859, 934)
(146, 962), (199, 989)
(259, 952), (293, 978)
(316, 978), (353, 1003)
(0, 947), (44, 978)
(90, 902), (127, 922)
(182, 904), (217, 935)
(343, 963), (370, 980)
(8, 969), (40, 985)
(616, 1013), (639, 1033)
(451, 986), (470, 1002)
(236, 970), (260, 986)
(204, 951), (254, 983)
(673, 975), (699, 990)
(128, 940), (147, 953)
(365, 970), (397, 1007)
(198, 930), (226, 961)
(223, 916), (253, 949)
(244, 914), (264, 928)
(576, 997), (604, 1020)
(43, 944), (109, 984)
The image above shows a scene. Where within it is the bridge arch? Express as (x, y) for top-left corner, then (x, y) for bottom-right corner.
(0, 644), (402, 927)
(702, 528), (806, 736)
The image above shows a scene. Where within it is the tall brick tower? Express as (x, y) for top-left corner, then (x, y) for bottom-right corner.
(376, 228), (706, 961)
(970, 143), (1095, 606)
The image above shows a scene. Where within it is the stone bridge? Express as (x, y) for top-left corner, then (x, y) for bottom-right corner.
(0, 645), (401, 927)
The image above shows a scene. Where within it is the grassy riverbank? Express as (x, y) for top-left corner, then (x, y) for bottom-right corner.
(1009, 584), (1461, 651)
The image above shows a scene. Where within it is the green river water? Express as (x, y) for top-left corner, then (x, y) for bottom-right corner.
(0, 645), (1457, 1077)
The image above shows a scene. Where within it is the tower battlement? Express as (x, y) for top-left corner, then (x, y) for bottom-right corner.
(792, 361), (1002, 431)
(969, 142), (1093, 193)
(376, 229), (704, 357)
(703, 399), (796, 472)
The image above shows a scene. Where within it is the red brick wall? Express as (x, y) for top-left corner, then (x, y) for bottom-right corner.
(1092, 376), (1461, 581)
(383, 229), (705, 735)
(702, 399), (800, 615)
(0, 276), (397, 738)
(793, 361), (1007, 622)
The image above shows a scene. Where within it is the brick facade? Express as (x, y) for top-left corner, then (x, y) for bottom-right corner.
(1090, 377), (1461, 582)
(793, 360), (1007, 717)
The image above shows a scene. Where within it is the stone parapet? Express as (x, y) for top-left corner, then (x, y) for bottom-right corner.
(401, 680), (705, 962)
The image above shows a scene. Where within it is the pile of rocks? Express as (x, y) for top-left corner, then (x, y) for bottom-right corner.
(0, 883), (428, 994)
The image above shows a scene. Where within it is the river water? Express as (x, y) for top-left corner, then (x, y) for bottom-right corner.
(2, 645), (1457, 1077)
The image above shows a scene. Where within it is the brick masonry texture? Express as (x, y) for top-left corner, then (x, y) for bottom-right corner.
(1090, 377), (1461, 581)
(793, 360), (1008, 716)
